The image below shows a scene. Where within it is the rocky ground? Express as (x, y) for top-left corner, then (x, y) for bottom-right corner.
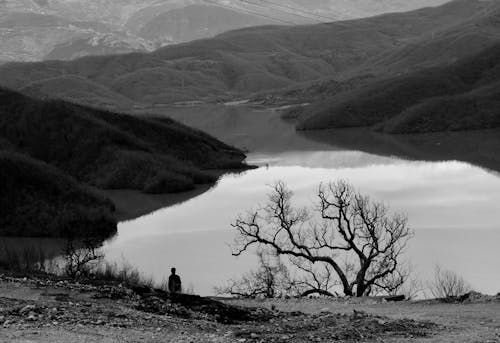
(0, 274), (499, 342)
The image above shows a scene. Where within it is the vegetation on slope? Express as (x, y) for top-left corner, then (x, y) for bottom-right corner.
(0, 88), (246, 193)
(0, 88), (247, 237)
(0, 0), (495, 107)
(298, 42), (500, 133)
(0, 151), (116, 238)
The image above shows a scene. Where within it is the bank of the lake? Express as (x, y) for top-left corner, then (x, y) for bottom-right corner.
(100, 105), (500, 296)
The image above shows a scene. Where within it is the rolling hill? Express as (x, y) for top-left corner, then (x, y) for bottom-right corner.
(0, 0), (326, 62)
(136, 4), (275, 45)
(0, 0), (492, 108)
(0, 87), (247, 237)
(298, 42), (500, 133)
(0, 10), (153, 62)
(0, 0), (449, 62)
(0, 151), (117, 238)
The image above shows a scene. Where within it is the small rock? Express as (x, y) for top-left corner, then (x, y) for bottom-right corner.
(19, 305), (36, 315)
(27, 312), (38, 321)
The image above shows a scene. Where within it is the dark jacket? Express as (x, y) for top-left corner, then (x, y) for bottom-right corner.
(168, 274), (181, 293)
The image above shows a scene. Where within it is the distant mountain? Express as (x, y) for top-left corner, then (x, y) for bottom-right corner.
(0, 0), (495, 108)
(0, 87), (246, 237)
(0, 0), (449, 62)
(136, 4), (275, 45)
(298, 42), (500, 133)
(0, 11), (153, 61)
(45, 32), (155, 61)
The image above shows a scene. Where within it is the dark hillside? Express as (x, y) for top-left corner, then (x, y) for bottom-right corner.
(0, 88), (247, 237)
(0, 88), (246, 194)
(355, 0), (500, 77)
(381, 82), (500, 133)
(298, 42), (500, 133)
(0, 151), (116, 238)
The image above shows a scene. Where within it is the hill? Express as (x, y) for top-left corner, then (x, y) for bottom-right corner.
(298, 42), (500, 133)
(0, 11), (152, 62)
(0, 0), (449, 62)
(0, 87), (246, 237)
(0, 151), (116, 238)
(137, 4), (275, 45)
(0, 0), (491, 107)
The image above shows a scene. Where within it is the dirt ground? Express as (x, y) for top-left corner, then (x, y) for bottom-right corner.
(0, 274), (499, 343)
(227, 298), (500, 343)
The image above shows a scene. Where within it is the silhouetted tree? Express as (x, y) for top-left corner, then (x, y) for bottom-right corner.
(429, 265), (471, 298)
(231, 180), (412, 297)
(64, 237), (103, 278)
(215, 250), (293, 298)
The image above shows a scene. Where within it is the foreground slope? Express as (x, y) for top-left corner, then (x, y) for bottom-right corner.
(0, 274), (498, 343)
(298, 42), (500, 133)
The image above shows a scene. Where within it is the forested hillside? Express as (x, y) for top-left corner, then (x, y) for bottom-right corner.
(0, 0), (493, 108)
(0, 152), (116, 238)
(0, 87), (246, 237)
(298, 42), (500, 133)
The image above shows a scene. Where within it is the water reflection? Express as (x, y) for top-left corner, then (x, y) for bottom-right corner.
(6, 105), (497, 297)
(300, 128), (500, 175)
(104, 151), (500, 295)
(103, 107), (500, 296)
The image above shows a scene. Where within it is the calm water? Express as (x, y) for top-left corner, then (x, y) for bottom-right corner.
(101, 105), (500, 296)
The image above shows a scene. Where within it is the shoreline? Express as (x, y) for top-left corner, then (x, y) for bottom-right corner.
(101, 167), (255, 223)
(0, 273), (498, 343)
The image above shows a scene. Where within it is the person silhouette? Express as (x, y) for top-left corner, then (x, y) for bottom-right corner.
(168, 267), (182, 293)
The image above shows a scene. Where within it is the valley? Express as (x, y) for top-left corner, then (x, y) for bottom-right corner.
(0, 0), (499, 135)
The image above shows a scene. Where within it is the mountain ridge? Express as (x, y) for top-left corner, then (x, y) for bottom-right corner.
(0, 0), (450, 62)
(0, 0), (490, 108)
(297, 42), (500, 133)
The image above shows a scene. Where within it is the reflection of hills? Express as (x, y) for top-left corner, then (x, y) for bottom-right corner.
(102, 183), (217, 223)
(300, 128), (500, 175)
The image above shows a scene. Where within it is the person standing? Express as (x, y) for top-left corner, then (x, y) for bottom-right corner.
(168, 267), (182, 293)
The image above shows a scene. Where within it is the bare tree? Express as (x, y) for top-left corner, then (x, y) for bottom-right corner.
(289, 258), (337, 297)
(429, 265), (471, 298)
(380, 264), (424, 300)
(64, 237), (104, 278)
(231, 180), (413, 297)
(215, 250), (293, 298)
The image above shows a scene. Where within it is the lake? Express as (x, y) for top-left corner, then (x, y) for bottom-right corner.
(104, 105), (500, 296)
